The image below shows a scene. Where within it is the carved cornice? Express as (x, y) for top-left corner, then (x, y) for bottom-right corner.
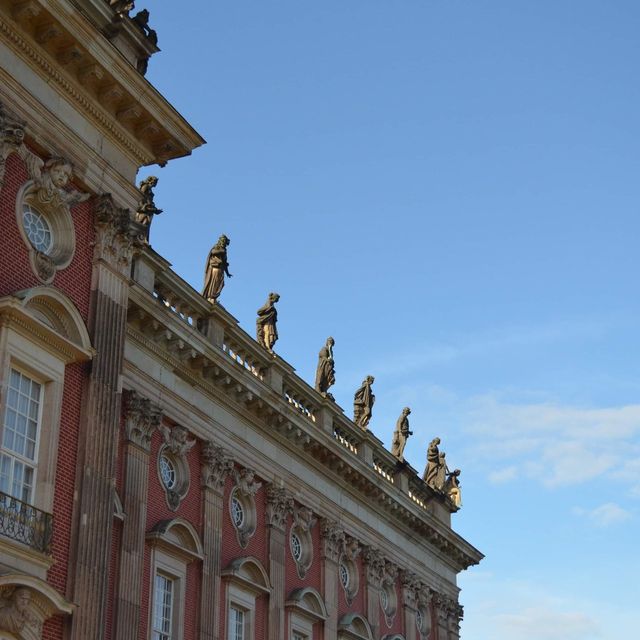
(201, 443), (233, 492)
(123, 389), (162, 451)
(126, 287), (484, 573)
(319, 519), (345, 563)
(265, 485), (293, 530)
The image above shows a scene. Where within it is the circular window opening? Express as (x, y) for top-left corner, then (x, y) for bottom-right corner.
(339, 562), (350, 590)
(159, 454), (176, 489)
(291, 532), (302, 561)
(416, 608), (424, 631)
(231, 494), (245, 528)
(380, 588), (389, 612)
(23, 204), (52, 254)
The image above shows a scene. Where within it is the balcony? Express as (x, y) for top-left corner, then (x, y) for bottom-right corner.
(0, 490), (53, 554)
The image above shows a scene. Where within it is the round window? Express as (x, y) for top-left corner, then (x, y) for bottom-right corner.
(23, 204), (52, 254)
(231, 495), (245, 528)
(159, 454), (176, 489)
(339, 562), (350, 590)
(291, 532), (302, 561)
(416, 608), (424, 631)
(380, 588), (389, 612)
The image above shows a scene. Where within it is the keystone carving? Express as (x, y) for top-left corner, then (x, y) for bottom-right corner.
(343, 535), (361, 561)
(292, 505), (316, 532)
(319, 518), (345, 563)
(123, 389), (162, 451)
(265, 484), (293, 530)
(232, 468), (262, 497)
(159, 424), (196, 457)
(0, 587), (41, 639)
(201, 443), (233, 492)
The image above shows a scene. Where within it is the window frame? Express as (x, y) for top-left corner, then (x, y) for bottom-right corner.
(149, 549), (186, 640)
(226, 585), (255, 640)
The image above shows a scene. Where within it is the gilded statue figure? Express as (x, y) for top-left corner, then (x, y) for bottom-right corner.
(315, 337), (336, 398)
(0, 587), (38, 636)
(423, 437), (442, 489)
(202, 235), (232, 303)
(256, 292), (280, 354)
(445, 468), (462, 507)
(391, 407), (413, 460)
(353, 375), (375, 430)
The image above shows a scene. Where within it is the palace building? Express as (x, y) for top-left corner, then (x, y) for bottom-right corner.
(0, 2), (483, 640)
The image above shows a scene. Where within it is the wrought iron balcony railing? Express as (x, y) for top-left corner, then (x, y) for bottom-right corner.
(0, 490), (53, 554)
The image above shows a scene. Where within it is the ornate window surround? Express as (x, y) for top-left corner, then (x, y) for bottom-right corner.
(0, 288), (91, 576)
(229, 468), (262, 548)
(146, 518), (204, 640)
(156, 424), (195, 511)
(285, 587), (328, 640)
(290, 505), (316, 579)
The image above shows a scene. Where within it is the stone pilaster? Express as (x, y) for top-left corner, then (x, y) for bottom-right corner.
(199, 443), (234, 640)
(400, 570), (419, 640)
(265, 484), (293, 640)
(115, 391), (162, 640)
(70, 195), (135, 640)
(362, 546), (385, 639)
(320, 519), (345, 640)
(434, 593), (452, 640)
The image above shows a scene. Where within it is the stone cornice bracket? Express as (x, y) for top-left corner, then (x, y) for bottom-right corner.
(94, 193), (137, 273)
(265, 484), (293, 530)
(319, 519), (345, 563)
(123, 389), (162, 451)
(0, 101), (26, 190)
(201, 442), (233, 492)
(292, 504), (316, 533)
(362, 546), (386, 587)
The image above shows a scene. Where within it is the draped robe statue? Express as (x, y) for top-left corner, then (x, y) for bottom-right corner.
(445, 468), (462, 507)
(391, 407), (412, 460)
(315, 337), (336, 397)
(423, 437), (442, 489)
(256, 292), (280, 353)
(353, 375), (375, 429)
(202, 235), (232, 303)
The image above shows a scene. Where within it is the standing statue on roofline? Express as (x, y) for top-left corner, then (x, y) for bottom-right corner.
(353, 375), (375, 430)
(202, 234), (232, 303)
(423, 437), (441, 489)
(136, 175), (162, 241)
(256, 292), (280, 354)
(391, 407), (412, 461)
(315, 337), (336, 399)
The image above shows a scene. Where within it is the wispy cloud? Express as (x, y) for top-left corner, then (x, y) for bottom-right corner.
(495, 606), (600, 640)
(463, 397), (640, 489)
(572, 502), (632, 527)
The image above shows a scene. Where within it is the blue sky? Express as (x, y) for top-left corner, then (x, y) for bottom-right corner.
(141, 2), (640, 638)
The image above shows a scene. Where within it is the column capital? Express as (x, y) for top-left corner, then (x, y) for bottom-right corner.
(320, 518), (345, 563)
(123, 389), (162, 451)
(201, 442), (233, 492)
(265, 484), (293, 530)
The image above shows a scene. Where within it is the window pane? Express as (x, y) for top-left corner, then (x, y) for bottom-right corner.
(229, 607), (245, 640)
(152, 573), (173, 640)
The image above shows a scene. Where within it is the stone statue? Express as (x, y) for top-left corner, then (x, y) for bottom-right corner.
(0, 587), (38, 636)
(132, 9), (158, 46)
(315, 337), (336, 399)
(109, 1), (135, 17)
(353, 375), (375, 430)
(256, 292), (280, 354)
(202, 235), (232, 303)
(423, 437), (443, 489)
(34, 158), (89, 209)
(391, 407), (412, 460)
(445, 468), (462, 507)
(136, 176), (162, 239)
